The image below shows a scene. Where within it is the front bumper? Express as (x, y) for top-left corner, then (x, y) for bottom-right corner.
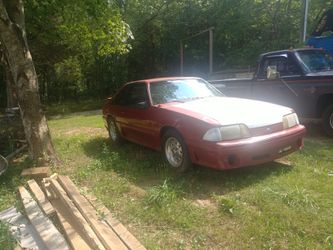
(190, 124), (306, 170)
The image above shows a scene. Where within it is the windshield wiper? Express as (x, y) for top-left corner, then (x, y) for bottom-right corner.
(167, 96), (212, 103)
(167, 99), (185, 103)
(182, 96), (211, 101)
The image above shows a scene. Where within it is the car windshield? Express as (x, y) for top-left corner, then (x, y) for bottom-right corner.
(296, 50), (333, 73)
(150, 79), (223, 105)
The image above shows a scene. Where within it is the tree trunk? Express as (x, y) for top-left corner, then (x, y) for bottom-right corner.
(0, 0), (58, 164)
(5, 64), (18, 109)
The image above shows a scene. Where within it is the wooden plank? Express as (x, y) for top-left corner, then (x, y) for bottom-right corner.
(57, 175), (128, 250)
(18, 186), (69, 250)
(104, 216), (146, 250)
(52, 198), (91, 250)
(42, 178), (58, 200)
(21, 167), (51, 178)
(49, 178), (106, 250)
(85, 194), (146, 250)
(27, 179), (55, 216)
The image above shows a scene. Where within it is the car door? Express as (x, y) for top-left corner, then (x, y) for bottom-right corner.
(252, 54), (302, 111)
(111, 82), (157, 147)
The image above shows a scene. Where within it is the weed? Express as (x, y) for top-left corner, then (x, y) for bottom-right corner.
(0, 221), (15, 250)
(213, 194), (237, 214)
(263, 186), (319, 210)
(325, 235), (333, 247)
(144, 179), (180, 208)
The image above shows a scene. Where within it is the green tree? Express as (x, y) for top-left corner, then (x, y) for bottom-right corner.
(0, 0), (58, 164)
(24, 0), (133, 101)
(0, 0), (132, 164)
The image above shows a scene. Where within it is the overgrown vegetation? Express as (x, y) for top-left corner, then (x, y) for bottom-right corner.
(44, 99), (105, 117)
(1, 113), (333, 248)
(0, 156), (28, 250)
(1, 0), (332, 107)
(1, 1), (333, 248)
(3, 113), (327, 249)
(0, 221), (15, 250)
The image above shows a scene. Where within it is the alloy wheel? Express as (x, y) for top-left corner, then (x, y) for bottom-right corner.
(109, 120), (118, 141)
(165, 137), (183, 168)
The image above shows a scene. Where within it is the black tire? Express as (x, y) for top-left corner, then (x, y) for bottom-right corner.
(107, 117), (123, 143)
(322, 104), (333, 137)
(162, 129), (192, 172)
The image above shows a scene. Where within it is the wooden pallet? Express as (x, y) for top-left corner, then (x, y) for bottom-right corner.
(17, 173), (146, 250)
(18, 186), (69, 249)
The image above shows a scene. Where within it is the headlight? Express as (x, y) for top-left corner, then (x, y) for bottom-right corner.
(283, 113), (299, 129)
(203, 124), (251, 141)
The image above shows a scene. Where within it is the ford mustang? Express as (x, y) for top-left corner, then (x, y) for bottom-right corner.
(102, 77), (306, 172)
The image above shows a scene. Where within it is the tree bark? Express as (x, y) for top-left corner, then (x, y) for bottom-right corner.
(5, 62), (18, 109)
(0, 0), (59, 164)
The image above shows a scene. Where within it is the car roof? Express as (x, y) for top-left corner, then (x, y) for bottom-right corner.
(127, 76), (202, 84)
(260, 48), (325, 57)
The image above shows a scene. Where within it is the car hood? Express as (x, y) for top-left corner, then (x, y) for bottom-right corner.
(159, 97), (293, 128)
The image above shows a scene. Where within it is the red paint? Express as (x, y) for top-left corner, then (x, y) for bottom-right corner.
(103, 77), (306, 170)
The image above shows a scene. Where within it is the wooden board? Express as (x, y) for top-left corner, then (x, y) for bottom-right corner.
(52, 198), (91, 250)
(27, 179), (55, 216)
(85, 194), (146, 250)
(49, 178), (106, 250)
(21, 167), (51, 178)
(18, 186), (69, 250)
(57, 175), (128, 250)
(42, 178), (58, 200)
(103, 216), (146, 250)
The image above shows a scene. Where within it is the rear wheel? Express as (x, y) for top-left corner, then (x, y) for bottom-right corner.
(107, 117), (122, 143)
(322, 104), (333, 137)
(162, 130), (192, 172)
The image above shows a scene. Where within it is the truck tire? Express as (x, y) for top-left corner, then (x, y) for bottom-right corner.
(322, 104), (333, 137)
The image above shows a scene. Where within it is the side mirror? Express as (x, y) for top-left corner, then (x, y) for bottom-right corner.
(267, 66), (280, 80)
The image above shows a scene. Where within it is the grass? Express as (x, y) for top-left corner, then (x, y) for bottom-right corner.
(44, 99), (105, 117)
(0, 221), (15, 250)
(0, 155), (28, 249)
(0, 112), (333, 249)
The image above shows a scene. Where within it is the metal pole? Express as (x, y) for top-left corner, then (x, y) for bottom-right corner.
(179, 27), (214, 76)
(209, 28), (213, 74)
(180, 40), (183, 76)
(302, 0), (309, 42)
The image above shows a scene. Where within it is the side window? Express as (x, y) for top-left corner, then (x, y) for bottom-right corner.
(112, 85), (132, 105)
(112, 83), (149, 108)
(258, 56), (301, 79)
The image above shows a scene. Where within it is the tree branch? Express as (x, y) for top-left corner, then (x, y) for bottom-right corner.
(4, 0), (25, 28)
(135, 1), (171, 33)
(0, 0), (10, 24)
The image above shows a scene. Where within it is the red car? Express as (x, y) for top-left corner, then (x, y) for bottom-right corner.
(103, 77), (306, 172)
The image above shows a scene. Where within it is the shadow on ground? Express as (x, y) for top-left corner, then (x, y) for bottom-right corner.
(82, 136), (293, 199)
(303, 122), (327, 138)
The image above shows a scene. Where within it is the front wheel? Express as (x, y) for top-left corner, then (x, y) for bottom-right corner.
(107, 117), (122, 143)
(322, 104), (333, 137)
(162, 130), (192, 172)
